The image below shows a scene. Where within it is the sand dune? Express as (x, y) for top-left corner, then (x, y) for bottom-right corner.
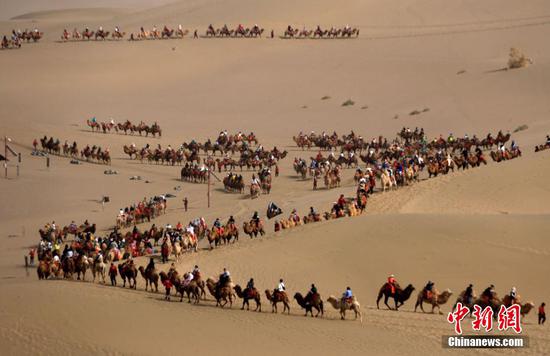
(1, 0), (550, 355)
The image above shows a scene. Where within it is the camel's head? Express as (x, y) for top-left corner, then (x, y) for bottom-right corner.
(444, 288), (452, 295)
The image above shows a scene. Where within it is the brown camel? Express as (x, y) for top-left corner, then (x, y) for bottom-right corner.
(294, 292), (324, 317)
(414, 288), (453, 314)
(138, 266), (159, 292)
(265, 289), (290, 314)
(176, 275), (200, 303)
(37, 260), (50, 280)
(118, 260), (138, 289)
(234, 284), (262, 311)
(376, 283), (415, 310)
(206, 278), (234, 308)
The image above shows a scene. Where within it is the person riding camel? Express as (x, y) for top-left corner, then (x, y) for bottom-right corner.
(168, 262), (177, 276)
(463, 284), (474, 304)
(342, 287), (353, 304)
(251, 174), (260, 187)
(309, 206), (317, 217)
(145, 257), (155, 274)
(183, 271), (194, 287)
(448, 133), (455, 143)
(274, 278), (285, 298)
(307, 283), (318, 302)
(482, 284), (495, 303)
(509, 286), (518, 305)
(245, 278), (255, 295)
(387, 274), (397, 294)
(423, 281), (435, 299)
(216, 268), (231, 296)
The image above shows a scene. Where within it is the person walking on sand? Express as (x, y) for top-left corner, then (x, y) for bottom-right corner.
(539, 303), (546, 325)
(109, 263), (118, 286)
(183, 197), (188, 212)
(163, 278), (173, 301)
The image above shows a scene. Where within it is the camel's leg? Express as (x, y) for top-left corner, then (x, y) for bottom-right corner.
(384, 295), (393, 310)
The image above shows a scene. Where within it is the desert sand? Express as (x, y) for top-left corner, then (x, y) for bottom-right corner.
(1, 1), (550, 355)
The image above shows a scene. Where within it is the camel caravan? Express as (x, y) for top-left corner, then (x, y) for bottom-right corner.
(204, 24), (265, 38)
(282, 25), (359, 39)
(34, 136), (111, 164)
(11, 28), (44, 43)
(293, 128), (518, 187)
(130, 25), (190, 40)
(86, 118), (161, 137)
(60, 27), (128, 41)
(1, 35), (22, 50)
(116, 196), (168, 229)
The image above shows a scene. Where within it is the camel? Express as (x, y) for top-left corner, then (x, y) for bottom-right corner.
(250, 183), (261, 199)
(234, 285), (262, 311)
(74, 255), (89, 281)
(118, 260), (138, 289)
(414, 288), (453, 314)
(294, 292), (324, 317)
(265, 290), (290, 314)
(138, 266), (159, 292)
(37, 260), (51, 280)
(243, 220), (265, 238)
(91, 255), (106, 284)
(376, 283), (415, 310)
(206, 278), (234, 308)
(380, 170), (394, 192)
(326, 296), (362, 322)
(176, 274), (200, 303)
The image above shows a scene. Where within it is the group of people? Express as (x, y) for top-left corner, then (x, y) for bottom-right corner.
(116, 196), (167, 228)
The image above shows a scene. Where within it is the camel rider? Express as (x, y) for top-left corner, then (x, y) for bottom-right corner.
(251, 174), (260, 186)
(213, 218), (221, 229)
(309, 206), (317, 216)
(110, 118), (115, 125)
(99, 26), (103, 33)
(546, 135), (550, 146)
(342, 287), (353, 304)
(183, 271), (194, 287)
(475, 147), (483, 157)
(339, 152), (345, 159)
(448, 133), (455, 143)
(246, 278), (255, 291)
(307, 284), (318, 301)
(482, 284), (495, 302)
(145, 257), (155, 273)
(168, 262), (177, 276)
(423, 281), (435, 299)
(219, 268), (230, 285)
(510, 140), (518, 151)
(275, 279), (285, 296)
(387, 274), (397, 294)
(115, 26), (120, 34)
(178, 24), (183, 31)
(252, 212), (260, 226)
(509, 287), (518, 304)
(464, 284), (474, 304)
(227, 215), (235, 227)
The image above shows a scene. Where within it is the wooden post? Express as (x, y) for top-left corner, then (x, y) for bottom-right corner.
(4, 136), (7, 179)
(207, 168), (211, 208)
(18, 152), (21, 163)
(46, 156), (50, 168)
